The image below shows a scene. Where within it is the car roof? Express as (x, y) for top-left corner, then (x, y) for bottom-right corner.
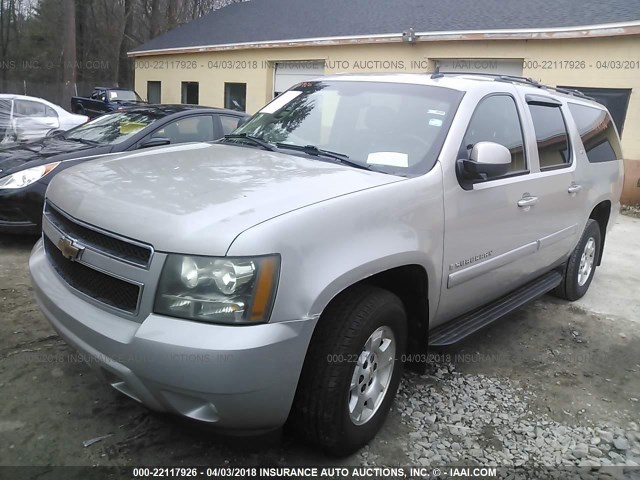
(95, 87), (135, 91)
(0, 93), (52, 103)
(120, 104), (249, 117)
(320, 73), (607, 110)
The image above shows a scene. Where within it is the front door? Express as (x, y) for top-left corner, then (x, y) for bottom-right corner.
(436, 91), (545, 324)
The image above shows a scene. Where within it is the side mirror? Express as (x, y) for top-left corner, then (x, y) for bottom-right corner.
(457, 141), (511, 181)
(236, 116), (250, 128)
(139, 137), (171, 149)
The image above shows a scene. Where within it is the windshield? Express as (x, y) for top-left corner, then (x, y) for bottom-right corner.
(65, 110), (163, 145)
(235, 80), (463, 176)
(109, 90), (143, 102)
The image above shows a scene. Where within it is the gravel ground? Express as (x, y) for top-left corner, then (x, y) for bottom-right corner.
(398, 362), (640, 472)
(1, 216), (639, 477)
(621, 205), (640, 219)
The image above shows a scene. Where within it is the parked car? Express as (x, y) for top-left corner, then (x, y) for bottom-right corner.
(71, 87), (147, 118)
(0, 94), (88, 145)
(0, 104), (248, 234)
(29, 74), (623, 455)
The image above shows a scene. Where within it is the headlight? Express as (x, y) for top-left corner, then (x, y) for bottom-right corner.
(0, 162), (60, 189)
(154, 254), (280, 324)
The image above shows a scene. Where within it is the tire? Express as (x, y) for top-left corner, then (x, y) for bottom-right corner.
(292, 285), (407, 456)
(553, 219), (601, 301)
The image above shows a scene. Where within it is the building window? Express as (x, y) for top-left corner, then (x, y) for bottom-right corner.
(529, 104), (571, 170)
(224, 83), (246, 112)
(181, 82), (199, 105)
(147, 81), (161, 104)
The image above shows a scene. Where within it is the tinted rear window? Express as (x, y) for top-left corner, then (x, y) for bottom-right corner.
(568, 103), (622, 163)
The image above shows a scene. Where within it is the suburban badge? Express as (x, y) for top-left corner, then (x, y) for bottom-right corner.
(450, 251), (493, 271)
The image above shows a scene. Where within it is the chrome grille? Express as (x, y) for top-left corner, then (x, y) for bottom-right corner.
(44, 236), (141, 314)
(45, 202), (152, 268)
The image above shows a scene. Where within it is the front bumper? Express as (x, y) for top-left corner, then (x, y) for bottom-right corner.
(29, 239), (316, 430)
(0, 182), (46, 235)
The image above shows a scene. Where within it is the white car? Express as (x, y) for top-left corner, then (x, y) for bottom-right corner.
(0, 94), (88, 144)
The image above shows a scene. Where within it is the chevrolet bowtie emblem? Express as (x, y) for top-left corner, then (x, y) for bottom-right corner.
(57, 237), (84, 261)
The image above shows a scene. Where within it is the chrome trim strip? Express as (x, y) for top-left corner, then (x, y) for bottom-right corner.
(537, 224), (578, 250)
(45, 200), (154, 269)
(447, 241), (538, 288)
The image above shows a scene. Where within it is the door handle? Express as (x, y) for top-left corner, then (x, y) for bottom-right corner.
(518, 195), (539, 208)
(568, 184), (582, 195)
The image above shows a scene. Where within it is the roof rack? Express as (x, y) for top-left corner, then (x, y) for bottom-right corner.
(427, 70), (594, 101)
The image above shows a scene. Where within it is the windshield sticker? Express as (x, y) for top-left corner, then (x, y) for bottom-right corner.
(119, 121), (146, 135)
(429, 118), (443, 127)
(427, 109), (446, 116)
(260, 91), (303, 114)
(367, 152), (409, 168)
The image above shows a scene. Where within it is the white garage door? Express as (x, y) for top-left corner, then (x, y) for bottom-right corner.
(435, 59), (523, 77)
(274, 61), (325, 97)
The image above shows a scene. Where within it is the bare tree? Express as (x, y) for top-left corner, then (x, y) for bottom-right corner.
(61, 0), (76, 100)
(0, 0), (18, 90)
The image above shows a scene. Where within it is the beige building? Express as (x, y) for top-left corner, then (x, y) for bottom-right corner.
(129, 0), (640, 203)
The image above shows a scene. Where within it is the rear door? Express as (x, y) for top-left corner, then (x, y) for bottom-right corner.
(516, 93), (585, 267)
(13, 99), (59, 141)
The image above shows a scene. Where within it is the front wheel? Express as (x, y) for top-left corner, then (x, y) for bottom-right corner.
(292, 285), (407, 456)
(553, 219), (601, 301)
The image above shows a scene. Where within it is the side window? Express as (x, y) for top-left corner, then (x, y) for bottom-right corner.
(461, 95), (526, 178)
(529, 104), (571, 169)
(14, 100), (47, 117)
(568, 103), (622, 163)
(152, 116), (214, 144)
(219, 115), (241, 136)
(45, 106), (58, 119)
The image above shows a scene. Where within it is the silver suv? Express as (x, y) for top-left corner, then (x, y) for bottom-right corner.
(29, 73), (624, 455)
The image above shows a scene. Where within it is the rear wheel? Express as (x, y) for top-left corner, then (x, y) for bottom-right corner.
(553, 219), (601, 301)
(292, 285), (407, 456)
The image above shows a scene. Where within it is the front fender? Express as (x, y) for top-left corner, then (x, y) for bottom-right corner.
(227, 165), (445, 324)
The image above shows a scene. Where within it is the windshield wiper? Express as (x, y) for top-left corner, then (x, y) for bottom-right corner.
(222, 133), (276, 152)
(275, 143), (372, 171)
(65, 137), (99, 146)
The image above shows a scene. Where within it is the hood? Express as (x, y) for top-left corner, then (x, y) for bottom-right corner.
(0, 137), (111, 176)
(47, 142), (404, 255)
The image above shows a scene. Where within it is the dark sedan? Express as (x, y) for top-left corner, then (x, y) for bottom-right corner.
(0, 105), (248, 234)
